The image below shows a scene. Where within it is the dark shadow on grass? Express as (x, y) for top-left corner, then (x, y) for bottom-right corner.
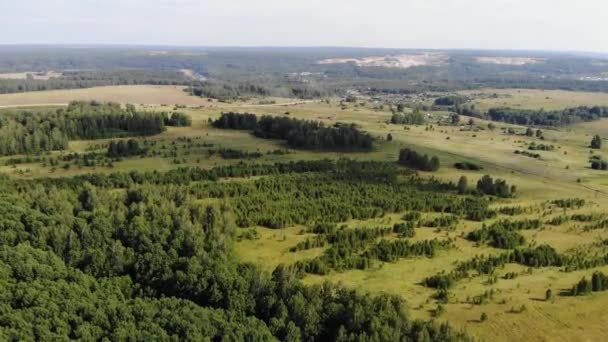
(528, 297), (547, 302)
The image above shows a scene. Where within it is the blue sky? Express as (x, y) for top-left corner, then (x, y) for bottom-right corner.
(1, 0), (606, 52)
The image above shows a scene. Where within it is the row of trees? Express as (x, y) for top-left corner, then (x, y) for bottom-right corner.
(477, 175), (516, 198)
(528, 142), (554, 151)
(390, 112), (425, 125)
(487, 106), (608, 126)
(591, 135), (603, 149)
(219, 164), (491, 229)
(424, 245), (564, 290)
(107, 139), (144, 158)
(0, 101), (167, 156)
(466, 219), (541, 249)
(571, 271), (608, 296)
(454, 162), (482, 171)
(0, 69), (189, 94)
(42, 159), (492, 228)
(213, 112), (374, 151)
(165, 111), (192, 127)
(590, 156), (608, 170)
(434, 95), (469, 106)
(398, 148), (441, 172)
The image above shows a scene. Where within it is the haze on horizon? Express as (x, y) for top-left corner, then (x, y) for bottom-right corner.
(1, 0), (607, 53)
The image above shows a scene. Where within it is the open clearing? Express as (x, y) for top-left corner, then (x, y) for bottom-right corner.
(4, 85), (608, 341)
(318, 53), (448, 68)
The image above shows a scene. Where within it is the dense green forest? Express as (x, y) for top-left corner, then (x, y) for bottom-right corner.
(570, 271), (608, 296)
(0, 101), (168, 156)
(0, 69), (189, 94)
(390, 112), (426, 125)
(486, 106), (608, 126)
(2, 47), (608, 97)
(213, 112), (374, 151)
(398, 148), (440, 172)
(0, 160), (472, 341)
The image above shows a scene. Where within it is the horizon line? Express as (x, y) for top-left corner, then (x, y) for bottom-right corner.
(0, 43), (606, 56)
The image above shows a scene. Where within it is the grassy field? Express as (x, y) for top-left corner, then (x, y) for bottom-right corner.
(458, 88), (608, 111)
(3, 85), (608, 341)
(0, 85), (214, 107)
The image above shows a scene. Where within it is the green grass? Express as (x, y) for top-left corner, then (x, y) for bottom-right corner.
(458, 88), (608, 111)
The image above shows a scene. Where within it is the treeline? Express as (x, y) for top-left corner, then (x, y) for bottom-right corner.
(224, 165), (489, 229)
(164, 111), (192, 127)
(37, 159), (495, 229)
(189, 82), (271, 100)
(213, 112), (374, 151)
(570, 271), (608, 296)
(0, 101), (166, 156)
(398, 148), (440, 172)
(477, 175), (516, 198)
(466, 219), (542, 249)
(364, 239), (453, 263)
(293, 236), (452, 275)
(454, 161), (482, 171)
(434, 95), (469, 106)
(423, 215), (459, 229)
(0, 161), (470, 341)
(424, 245), (563, 290)
(107, 139), (145, 158)
(291, 222), (416, 254)
(212, 148), (262, 159)
(590, 156), (608, 170)
(487, 106), (608, 126)
(528, 142), (554, 151)
(551, 198), (586, 209)
(189, 81), (332, 101)
(46, 159), (342, 188)
(390, 112), (425, 125)
(0, 69), (189, 94)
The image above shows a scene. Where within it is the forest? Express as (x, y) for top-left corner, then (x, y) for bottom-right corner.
(213, 112), (374, 151)
(390, 112), (426, 125)
(0, 69), (189, 94)
(398, 148), (440, 172)
(0, 101), (167, 156)
(0, 159), (472, 341)
(486, 106), (608, 126)
(3, 47), (608, 97)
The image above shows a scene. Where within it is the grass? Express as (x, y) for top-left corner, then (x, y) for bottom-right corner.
(458, 88), (608, 111)
(4, 85), (608, 341)
(0, 85), (213, 108)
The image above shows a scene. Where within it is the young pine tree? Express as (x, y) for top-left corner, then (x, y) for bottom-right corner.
(457, 176), (468, 194)
(591, 135), (602, 149)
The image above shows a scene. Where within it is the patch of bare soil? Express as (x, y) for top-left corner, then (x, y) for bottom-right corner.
(318, 54), (448, 69)
(475, 57), (545, 65)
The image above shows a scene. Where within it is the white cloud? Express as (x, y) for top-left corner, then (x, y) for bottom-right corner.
(0, 0), (606, 52)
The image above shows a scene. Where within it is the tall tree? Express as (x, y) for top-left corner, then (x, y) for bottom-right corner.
(591, 135), (602, 149)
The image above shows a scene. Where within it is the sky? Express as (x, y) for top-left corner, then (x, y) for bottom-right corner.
(1, 0), (607, 52)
